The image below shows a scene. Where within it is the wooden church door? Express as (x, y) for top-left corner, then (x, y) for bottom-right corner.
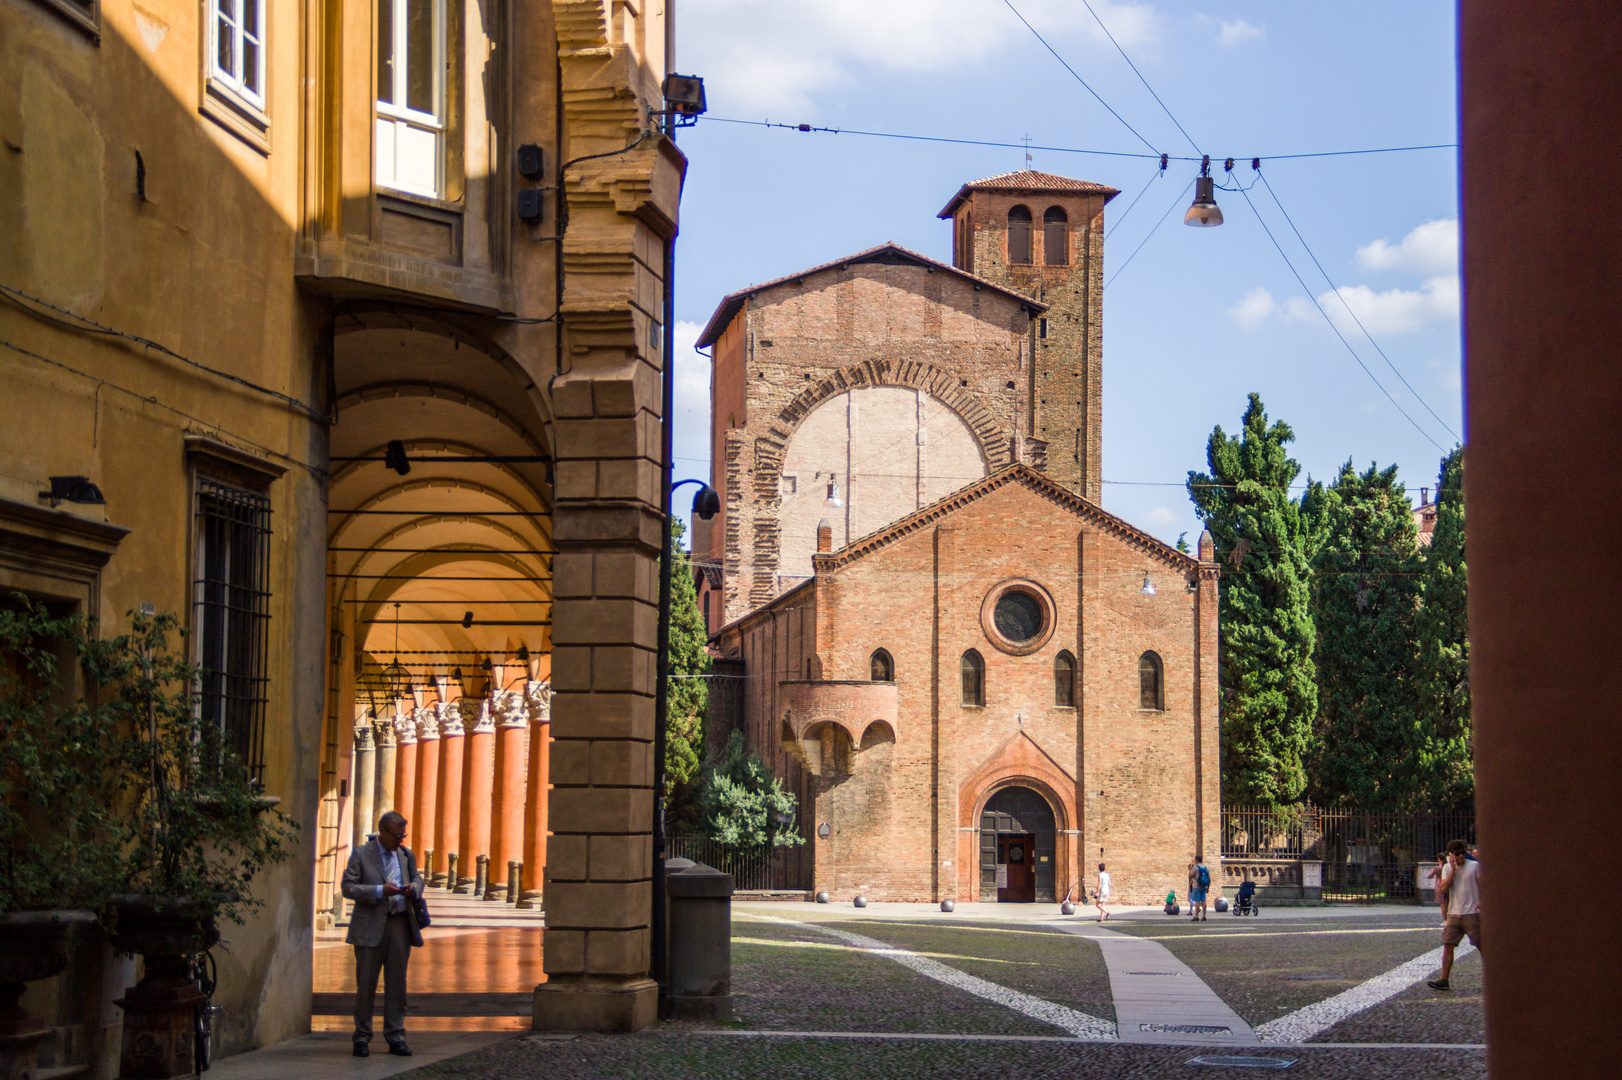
(998, 834), (1036, 902)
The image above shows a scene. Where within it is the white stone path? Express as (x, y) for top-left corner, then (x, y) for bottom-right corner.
(753, 910), (1469, 1048)
(1051, 921), (1258, 1046)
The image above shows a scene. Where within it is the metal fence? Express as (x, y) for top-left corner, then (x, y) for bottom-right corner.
(1222, 804), (1475, 903)
(665, 832), (807, 892)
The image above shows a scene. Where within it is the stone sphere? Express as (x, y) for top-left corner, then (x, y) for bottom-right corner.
(940, 899), (955, 912)
(853, 895), (868, 908)
(1060, 900), (1075, 915)
(1215, 898), (1229, 912)
(815, 891), (830, 904)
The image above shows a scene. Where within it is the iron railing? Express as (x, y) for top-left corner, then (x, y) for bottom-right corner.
(665, 831), (807, 892)
(1222, 803), (1475, 902)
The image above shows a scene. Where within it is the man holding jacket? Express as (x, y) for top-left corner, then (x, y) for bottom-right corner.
(341, 810), (424, 1056)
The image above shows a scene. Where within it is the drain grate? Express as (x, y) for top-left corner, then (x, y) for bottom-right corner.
(1186, 1056), (1296, 1070)
(1141, 1023), (1232, 1034)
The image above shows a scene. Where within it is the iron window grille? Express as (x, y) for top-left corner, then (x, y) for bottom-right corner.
(193, 479), (272, 785)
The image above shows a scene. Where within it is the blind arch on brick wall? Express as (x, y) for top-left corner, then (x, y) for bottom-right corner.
(1054, 650), (1076, 707)
(1043, 206), (1068, 266)
(1008, 205), (1033, 264)
(961, 649), (985, 705)
(1139, 650), (1164, 710)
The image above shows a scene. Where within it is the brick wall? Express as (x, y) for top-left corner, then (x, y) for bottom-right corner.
(718, 468), (1220, 905)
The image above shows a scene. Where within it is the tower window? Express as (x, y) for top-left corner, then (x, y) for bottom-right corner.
(1139, 651), (1164, 711)
(961, 649), (985, 706)
(1008, 206), (1033, 264)
(1044, 206), (1069, 266)
(870, 649), (894, 683)
(1039, 319), (1048, 339)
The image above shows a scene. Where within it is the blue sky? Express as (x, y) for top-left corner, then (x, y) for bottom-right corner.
(669, 1), (1461, 548)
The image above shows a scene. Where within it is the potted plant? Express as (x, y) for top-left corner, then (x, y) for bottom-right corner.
(97, 611), (296, 1080)
(0, 600), (130, 1078)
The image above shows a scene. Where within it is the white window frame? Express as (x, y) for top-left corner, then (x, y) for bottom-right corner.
(375, 0), (447, 199)
(208, 0), (267, 111)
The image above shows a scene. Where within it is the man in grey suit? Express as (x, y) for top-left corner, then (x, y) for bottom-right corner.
(341, 810), (424, 1057)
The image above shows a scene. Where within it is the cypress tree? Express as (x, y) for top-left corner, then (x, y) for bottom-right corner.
(665, 518), (710, 797)
(1414, 447), (1472, 808)
(1188, 394), (1317, 805)
(1306, 460), (1422, 808)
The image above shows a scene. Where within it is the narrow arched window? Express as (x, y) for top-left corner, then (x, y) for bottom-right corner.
(1043, 206), (1069, 265)
(961, 649), (985, 706)
(1054, 651), (1076, 707)
(870, 648), (894, 682)
(1007, 205), (1032, 264)
(1139, 651), (1164, 710)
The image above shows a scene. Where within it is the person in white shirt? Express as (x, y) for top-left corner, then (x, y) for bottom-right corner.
(1427, 839), (1482, 991)
(1095, 864), (1112, 921)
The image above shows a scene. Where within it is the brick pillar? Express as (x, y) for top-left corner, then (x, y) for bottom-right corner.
(520, 680), (552, 909)
(459, 699), (496, 891)
(490, 688), (531, 899)
(393, 709), (419, 831)
(350, 718), (376, 854)
(414, 707), (441, 882)
(374, 717), (398, 819)
(434, 701), (465, 889)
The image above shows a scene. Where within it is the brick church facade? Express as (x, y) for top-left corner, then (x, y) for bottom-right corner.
(695, 172), (1222, 904)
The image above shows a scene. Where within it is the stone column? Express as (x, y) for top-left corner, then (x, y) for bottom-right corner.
(374, 715), (398, 821)
(415, 706), (441, 881)
(460, 698), (496, 892)
(434, 701), (466, 889)
(350, 716), (377, 855)
(393, 708), (419, 832)
(520, 680), (552, 909)
(489, 688), (531, 899)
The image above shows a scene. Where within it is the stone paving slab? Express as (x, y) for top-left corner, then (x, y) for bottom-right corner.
(1055, 922), (1257, 1045)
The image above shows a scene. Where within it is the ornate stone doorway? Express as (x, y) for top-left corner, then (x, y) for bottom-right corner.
(979, 786), (1057, 902)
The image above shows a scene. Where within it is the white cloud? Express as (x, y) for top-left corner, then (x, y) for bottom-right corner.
(683, 0), (1160, 115)
(1142, 505), (1180, 527)
(1229, 286), (1277, 329)
(1217, 19), (1264, 45)
(1305, 275), (1461, 335)
(1356, 218), (1459, 273)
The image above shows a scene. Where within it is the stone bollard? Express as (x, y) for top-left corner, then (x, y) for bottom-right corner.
(474, 854), (489, 899)
(447, 853), (459, 892)
(506, 861), (522, 904)
(665, 861), (733, 1021)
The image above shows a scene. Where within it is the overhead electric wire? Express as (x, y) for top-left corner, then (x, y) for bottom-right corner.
(1000, 0), (1161, 154)
(1256, 172), (1461, 444)
(1104, 179), (1193, 289)
(1103, 164), (1166, 242)
(1078, 0), (1202, 156)
(0, 283), (328, 423)
(1231, 181), (1446, 453)
(703, 117), (1454, 165)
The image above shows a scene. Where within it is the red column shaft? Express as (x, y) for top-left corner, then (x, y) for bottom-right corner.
(415, 720), (441, 880)
(435, 706), (465, 888)
(393, 717), (418, 838)
(461, 704), (496, 883)
(493, 714), (528, 894)
(521, 715), (550, 906)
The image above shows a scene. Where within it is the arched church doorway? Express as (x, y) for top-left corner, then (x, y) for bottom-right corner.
(979, 786), (1057, 902)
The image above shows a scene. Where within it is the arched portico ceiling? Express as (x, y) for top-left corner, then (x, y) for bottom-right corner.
(329, 479), (550, 549)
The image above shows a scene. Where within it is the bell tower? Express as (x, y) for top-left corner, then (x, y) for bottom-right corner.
(939, 172), (1118, 502)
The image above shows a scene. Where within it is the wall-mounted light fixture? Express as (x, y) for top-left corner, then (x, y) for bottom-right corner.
(1140, 572), (1157, 596)
(38, 476), (106, 507)
(384, 440), (411, 475)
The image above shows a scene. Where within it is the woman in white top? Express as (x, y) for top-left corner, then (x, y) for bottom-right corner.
(1095, 863), (1112, 921)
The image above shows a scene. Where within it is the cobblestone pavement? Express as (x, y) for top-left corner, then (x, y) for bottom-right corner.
(386, 905), (1485, 1080)
(413, 1032), (1487, 1080)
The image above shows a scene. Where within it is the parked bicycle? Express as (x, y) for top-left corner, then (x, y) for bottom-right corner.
(189, 948), (218, 1073)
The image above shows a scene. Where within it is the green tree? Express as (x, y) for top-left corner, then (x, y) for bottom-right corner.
(1305, 461), (1423, 808)
(1188, 393), (1317, 805)
(664, 518), (710, 797)
(1414, 447), (1472, 808)
(694, 731), (804, 851)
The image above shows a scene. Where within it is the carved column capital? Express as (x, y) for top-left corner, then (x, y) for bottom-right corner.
(438, 700), (466, 737)
(526, 679), (552, 725)
(471, 698), (497, 734)
(394, 711), (419, 745)
(495, 689), (529, 729)
(416, 706), (440, 740)
(354, 717), (376, 752)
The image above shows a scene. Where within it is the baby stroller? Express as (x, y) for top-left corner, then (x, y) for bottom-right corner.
(1232, 879), (1259, 916)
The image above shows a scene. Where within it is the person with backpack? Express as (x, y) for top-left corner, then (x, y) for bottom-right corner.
(1189, 855), (1211, 921)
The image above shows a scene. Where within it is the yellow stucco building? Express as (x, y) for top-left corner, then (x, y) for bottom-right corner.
(3, 0), (685, 1068)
